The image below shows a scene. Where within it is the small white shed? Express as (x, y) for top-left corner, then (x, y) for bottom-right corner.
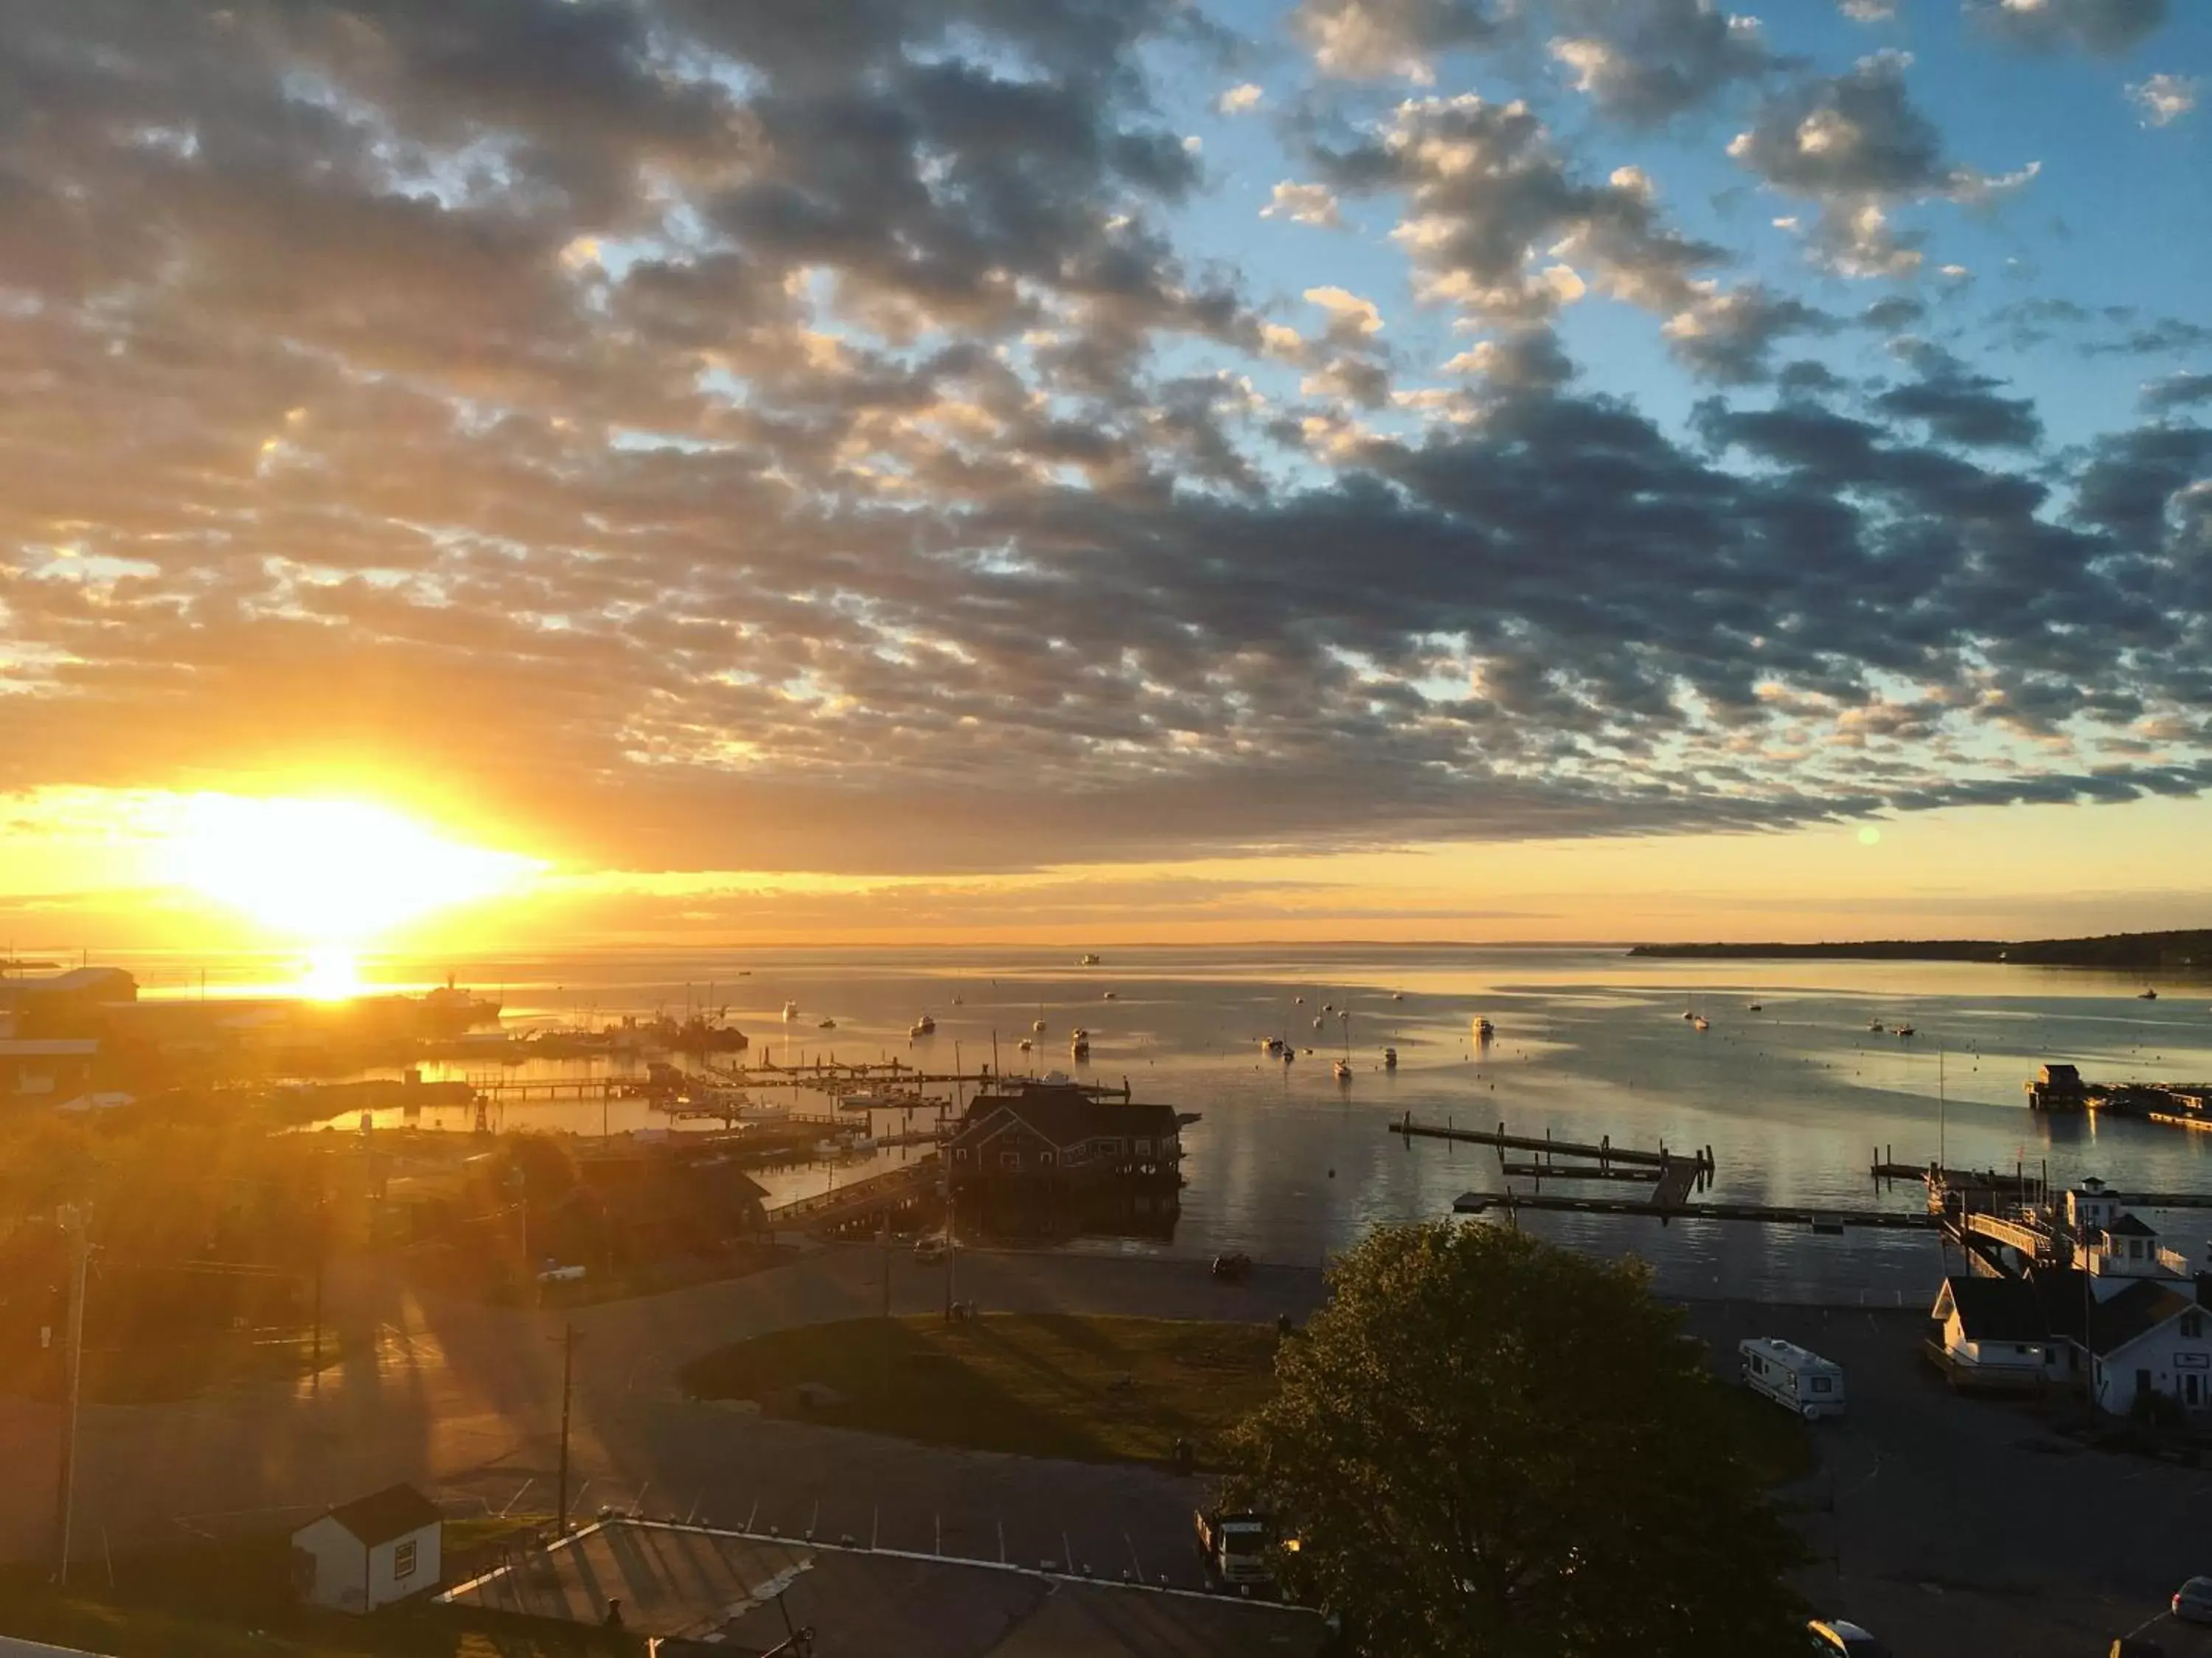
(290, 1484), (443, 1613)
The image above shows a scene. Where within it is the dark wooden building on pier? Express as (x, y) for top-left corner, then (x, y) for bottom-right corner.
(945, 1080), (1183, 1188)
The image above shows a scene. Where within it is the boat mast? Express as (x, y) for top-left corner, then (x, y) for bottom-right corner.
(1938, 1043), (1946, 1172)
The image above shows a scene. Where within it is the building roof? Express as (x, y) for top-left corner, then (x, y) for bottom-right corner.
(1942, 1276), (2047, 1343)
(321, 1484), (442, 1547)
(953, 1086), (1180, 1151)
(0, 968), (136, 1002)
(0, 1039), (99, 1056)
(2030, 1269), (2199, 1356)
(2104, 1212), (2159, 1238)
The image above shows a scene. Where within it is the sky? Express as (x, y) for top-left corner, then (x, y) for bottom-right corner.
(1, 0), (2208, 957)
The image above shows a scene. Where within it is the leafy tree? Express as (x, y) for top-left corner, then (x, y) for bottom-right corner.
(1225, 1222), (1806, 1657)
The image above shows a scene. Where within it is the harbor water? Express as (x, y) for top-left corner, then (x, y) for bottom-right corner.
(130, 946), (2212, 1305)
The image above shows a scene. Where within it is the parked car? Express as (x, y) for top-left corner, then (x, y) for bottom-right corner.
(914, 1235), (950, 1263)
(1211, 1252), (1253, 1283)
(2172, 1575), (2212, 1623)
(1806, 1619), (1888, 1656)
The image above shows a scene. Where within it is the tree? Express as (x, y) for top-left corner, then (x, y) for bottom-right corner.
(1225, 1222), (1806, 1657)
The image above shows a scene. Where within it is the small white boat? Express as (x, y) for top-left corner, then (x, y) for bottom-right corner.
(951, 996), (964, 1005)
(782, 1001), (800, 1021)
(1392, 991), (1404, 1002)
(1103, 991), (1119, 999)
(1383, 1047), (1398, 1069)
(1079, 953), (1102, 966)
(1323, 1003), (1335, 1013)
(1071, 1027), (1091, 1040)
(1032, 1019), (1047, 1033)
(910, 1013), (936, 1037)
(1474, 1017), (1495, 1039)
(1693, 1016), (1711, 1033)
(1312, 1016), (1324, 1030)
(1681, 1009), (1696, 1022)
(1896, 1024), (1916, 1038)
(1018, 1038), (1033, 1052)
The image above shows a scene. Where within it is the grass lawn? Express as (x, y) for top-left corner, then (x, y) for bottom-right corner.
(680, 1313), (1281, 1468)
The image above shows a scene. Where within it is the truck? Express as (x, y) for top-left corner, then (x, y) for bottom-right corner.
(1194, 1509), (1276, 1589)
(1739, 1336), (1846, 1421)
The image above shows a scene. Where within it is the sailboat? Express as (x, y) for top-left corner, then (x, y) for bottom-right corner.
(1333, 1010), (1353, 1081)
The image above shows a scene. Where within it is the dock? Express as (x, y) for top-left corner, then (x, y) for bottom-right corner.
(1453, 1190), (1939, 1230)
(765, 1162), (939, 1231)
(1389, 1115), (1715, 1177)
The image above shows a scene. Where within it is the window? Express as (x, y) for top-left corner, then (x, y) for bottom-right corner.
(1809, 1376), (1832, 1394)
(1040, 1151), (1054, 1167)
(393, 1539), (417, 1579)
(998, 1151), (1021, 1170)
(1134, 1138), (1152, 1157)
(2015, 1344), (2032, 1356)
(2185, 1313), (2204, 1340)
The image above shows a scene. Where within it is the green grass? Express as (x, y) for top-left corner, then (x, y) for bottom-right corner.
(680, 1314), (1281, 1467)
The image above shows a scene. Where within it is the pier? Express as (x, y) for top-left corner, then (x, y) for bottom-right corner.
(1452, 1190), (1940, 1230)
(765, 1162), (940, 1231)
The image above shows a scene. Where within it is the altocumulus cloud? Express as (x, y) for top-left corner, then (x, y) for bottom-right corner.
(0, 0), (2205, 877)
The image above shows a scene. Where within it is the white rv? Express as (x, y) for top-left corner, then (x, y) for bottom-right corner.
(1739, 1336), (1846, 1421)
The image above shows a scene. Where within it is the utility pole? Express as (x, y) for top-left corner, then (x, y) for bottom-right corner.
(310, 1189), (327, 1395)
(944, 1177), (956, 1322)
(554, 1323), (581, 1533)
(53, 1205), (89, 1584)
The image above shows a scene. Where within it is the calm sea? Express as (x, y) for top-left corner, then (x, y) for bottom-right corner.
(122, 944), (2212, 1305)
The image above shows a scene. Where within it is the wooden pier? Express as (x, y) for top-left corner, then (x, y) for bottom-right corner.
(765, 1162), (939, 1230)
(1453, 1190), (1939, 1230)
(1389, 1115), (1715, 1176)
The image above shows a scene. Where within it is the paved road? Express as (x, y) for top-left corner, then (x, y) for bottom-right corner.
(10, 1246), (2212, 1652)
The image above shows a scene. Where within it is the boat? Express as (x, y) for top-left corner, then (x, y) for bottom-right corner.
(1018, 1038), (1033, 1052)
(1392, 991), (1404, 1002)
(1323, 1003), (1335, 1014)
(1070, 1036), (1091, 1058)
(1032, 1019), (1047, 1033)
(1261, 1036), (1285, 1054)
(1332, 1057), (1352, 1081)
(1071, 1027), (1091, 1040)
(1312, 1016), (1324, 1030)
(422, 974), (502, 1027)
(838, 1090), (887, 1112)
(910, 1013), (936, 1037)
(1747, 1002), (1764, 1012)
(1282, 1047), (1295, 1062)
(782, 1001), (800, 1021)
(1693, 1016), (1710, 1033)
(2140, 988), (2160, 1001)
(1295, 996), (1304, 1005)
(816, 1018), (837, 1029)
(1103, 991), (1119, 999)
(1078, 953), (1102, 966)
(1896, 1025), (1916, 1038)
(1473, 1017), (1495, 1040)
(1383, 1047), (1398, 1069)
(1868, 1021), (1885, 1033)
(951, 996), (963, 1005)
(1681, 1009), (1696, 1022)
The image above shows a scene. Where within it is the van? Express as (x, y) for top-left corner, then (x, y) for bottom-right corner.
(1739, 1336), (1846, 1421)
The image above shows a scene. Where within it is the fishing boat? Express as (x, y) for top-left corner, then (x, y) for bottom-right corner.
(910, 1013), (936, 1037)
(2140, 988), (2160, 1001)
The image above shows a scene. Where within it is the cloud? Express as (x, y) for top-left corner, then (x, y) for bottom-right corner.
(0, 0), (2206, 884)
(2141, 373), (2212, 414)
(1290, 0), (1498, 82)
(1840, 0), (1899, 18)
(2128, 73), (2198, 127)
(1316, 97), (1722, 326)
(1262, 180), (1346, 228)
(1217, 82), (1266, 114)
(1964, 0), (2170, 54)
(1545, 0), (1778, 126)
(1729, 51), (2038, 276)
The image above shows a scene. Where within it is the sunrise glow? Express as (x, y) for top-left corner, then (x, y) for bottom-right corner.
(160, 796), (541, 951)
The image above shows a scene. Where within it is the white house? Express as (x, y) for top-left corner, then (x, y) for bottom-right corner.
(1928, 1276), (2052, 1389)
(290, 1484), (442, 1613)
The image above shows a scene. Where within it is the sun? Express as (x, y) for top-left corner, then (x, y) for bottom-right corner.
(163, 796), (541, 958)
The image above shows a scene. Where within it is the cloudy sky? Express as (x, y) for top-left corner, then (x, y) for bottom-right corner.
(1, 0), (2208, 950)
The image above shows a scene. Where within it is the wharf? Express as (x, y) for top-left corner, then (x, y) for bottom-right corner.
(1453, 1190), (1938, 1230)
(1389, 1114), (1715, 1176)
(765, 1161), (939, 1229)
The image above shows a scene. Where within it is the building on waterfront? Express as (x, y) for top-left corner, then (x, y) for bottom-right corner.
(290, 1484), (443, 1613)
(0, 1037), (99, 1104)
(945, 1078), (1183, 1187)
(1928, 1277), (2053, 1390)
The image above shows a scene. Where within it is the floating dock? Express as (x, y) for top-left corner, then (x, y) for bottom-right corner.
(1452, 1190), (1938, 1229)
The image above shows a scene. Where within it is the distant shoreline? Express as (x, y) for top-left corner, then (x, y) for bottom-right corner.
(1628, 929), (2212, 971)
